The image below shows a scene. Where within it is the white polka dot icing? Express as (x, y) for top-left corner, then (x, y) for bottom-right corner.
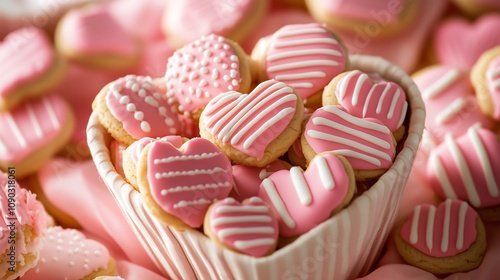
(105, 75), (181, 139)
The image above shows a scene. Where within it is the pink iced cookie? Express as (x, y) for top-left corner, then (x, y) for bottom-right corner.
(427, 127), (500, 219)
(301, 105), (396, 180)
(412, 65), (495, 144)
(200, 79), (303, 167)
(131, 39), (175, 78)
(0, 27), (66, 111)
(93, 75), (181, 146)
(137, 138), (234, 229)
(0, 94), (74, 178)
(471, 46), (500, 121)
(204, 197), (279, 257)
(22, 226), (116, 280)
(165, 34), (252, 119)
(230, 160), (290, 201)
(0, 171), (46, 280)
(323, 70), (408, 140)
(162, 0), (268, 48)
(258, 152), (355, 238)
(433, 14), (500, 70)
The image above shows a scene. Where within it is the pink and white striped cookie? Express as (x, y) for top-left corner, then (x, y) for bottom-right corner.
(258, 152), (355, 238)
(0, 94), (74, 178)
(93, 75), (181, 146)
(471, 46), (500, 121)
(165, 34), (252, 119)
(200, 79), (304, 167)
(137, 138), (234, 229)
(323, 70), (408, 141)
(301, 105), (396, 181)
(252, 23), (349, 108)
(204, 197), (279, 257)
(412, 65), (495, 145)
(395, 199), (486, 274)
(427, 127), (500, 220)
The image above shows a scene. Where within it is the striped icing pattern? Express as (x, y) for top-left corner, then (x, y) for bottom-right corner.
(486, 56), (500, 119)
(265, 23), (347, 101)
(400, 199), (478, 257)
(208, 197), (278, 257)
(258, 153), (351, 237)
(304, 105), (395, 170)
(146, 138), (233, 228)
(334, 70), (408, 132)
(0, 94), (68, 162)
(427, 127), (500, 208)
(202, 79), (298, 160)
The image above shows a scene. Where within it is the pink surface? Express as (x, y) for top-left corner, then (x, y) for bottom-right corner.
(131, 39), (175, 78)
(486, 56), (500, 119)
(127, 136), (184, 163)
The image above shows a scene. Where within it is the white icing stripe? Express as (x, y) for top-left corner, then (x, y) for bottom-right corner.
(217, 227), (275, 238)
(259, 169), (274, 180)
(375, 83), (390, 114)
(441, 199), (452, 253)
(409, 205), (420, 244)
(0, 139), (8, 155)
(25, 103), (43, 138)
(468, 127), (499, 198)
(351, 73), (368, 106)
(275, 27), (327, 38)
(268, 49), (342, 61)
(487, 67), (500, 79)
(211, 215), (272, 227)
(362, 85), (377, 118)
(338, 71), (358, 101)
(262, 179), (296, 229)
(387, 88), (401, 119)
(288, 83), (313, 89)
(5, 113), (27, 148)
(215, 205), (269, 213)
(160, 182), (231, 195)
(422, 69), (461, 100)
(173, 198), (213, 209)
(329, 149), (380, 166)
(275, 71), (326, 80)
(43, 96), (60, 129)
(396, 101), (408, 128)
(267, 60), (339, 72)
(430, 152), (458, 199)
(290, 167), (312, 206)
(435, 97), (467, 125)
(155, 167), (228, 179)
(323, 105), (389, 134)
(234, 238), (276, 249)
(243, 107), (295, 149)
(153, 152), (222, 164)
(445, 134), (481, 207)
(315, 155), (335, 190)
(426, 206), (436, 251)
(273, 38), (339, 48)
(204, 92), (242, 127)
(456, 201), (468, 250)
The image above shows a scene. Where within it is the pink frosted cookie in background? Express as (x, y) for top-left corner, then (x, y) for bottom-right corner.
(55, 5), (140, 71)
(0, 27), (66, 111)
(0, 94), (74, 178)
(412, 65), (496, 145)
(0, 172), (46, 280)
(451, 0), (500, 17)
(162, 0), (268, 48)
(471, 46), (500, 121)
(131, 39), (175, 78)
(22, 226), (116, 280)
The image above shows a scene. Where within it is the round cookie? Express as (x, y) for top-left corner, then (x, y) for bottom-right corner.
(395, 199), (487, 275)
(199, 79), (304, 167)
(470, 46), (500, 121)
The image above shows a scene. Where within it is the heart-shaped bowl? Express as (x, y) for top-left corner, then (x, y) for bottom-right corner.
(87, 54), (425, 280)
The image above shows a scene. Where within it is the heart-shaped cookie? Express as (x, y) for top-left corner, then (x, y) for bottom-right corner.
(204, 197), (279, 257)
(258, 152), (355, 237)
(137, 138), (233, 229)
(200, 79), (303, 167)
(324, 70), (408, 138)
(301, 105), (395, 179)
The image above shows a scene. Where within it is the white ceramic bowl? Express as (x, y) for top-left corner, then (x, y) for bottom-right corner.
(87, 55), (425, 280)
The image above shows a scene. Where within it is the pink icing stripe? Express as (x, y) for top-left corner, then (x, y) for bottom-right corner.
(0, 94), (69, 162)
(334, 70), (408, 131)
(165, 34), (243, 114)
(258, 153), (350, 237)
(209, 197), (278, 257)
(304, 105), (395, 170)
(400, 199), (478, 257)
(427, 127), (500, 208)
(265, 23), (347, 101)
(106, 75), (181, 140)
(0, 27), (55, 97)
(202, 79), (297, 160)
(486, 56), (500, 119)
(323, 0), (407, 23)
(147, 138), (233, 228)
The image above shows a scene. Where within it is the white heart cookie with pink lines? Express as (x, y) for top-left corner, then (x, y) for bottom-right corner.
(200, 79), (304, 167)
(137, 138), (234, 229)
(258, 152), (355, 238)
(93, 75), (181, 146)
(204, 197), (279, 257)
(301, 105), (396, 180)
(471, 46), (500, 121)
(323, 70), (408, 140)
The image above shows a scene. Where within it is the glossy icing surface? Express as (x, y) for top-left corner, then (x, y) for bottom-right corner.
(320, 0), (407, 23)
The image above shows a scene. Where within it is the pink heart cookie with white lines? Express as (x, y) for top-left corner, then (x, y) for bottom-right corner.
(471, 46), (500, 121)
(93, 75), (181, 146)
(204, 197), (279, 257)
(258, 152), (355, 237)
(200, 79), (303, 167)
(301, 105), (396, 180)
(323, 70), (408, 139)
(137, 138), (233, 229)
